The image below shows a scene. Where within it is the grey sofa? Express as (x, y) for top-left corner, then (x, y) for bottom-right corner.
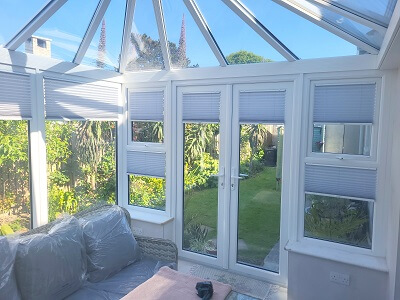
(1, 204), (178, 300)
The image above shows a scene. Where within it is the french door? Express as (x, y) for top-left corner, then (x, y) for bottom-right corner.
(176, 82), (292, 285)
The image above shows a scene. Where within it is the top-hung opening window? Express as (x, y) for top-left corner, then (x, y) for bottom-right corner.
(310, 79), (380, 157)
(128, 88), (165, 144)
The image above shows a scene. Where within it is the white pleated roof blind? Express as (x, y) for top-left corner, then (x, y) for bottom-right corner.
(127, 151), (166, 178)
(0, 71), (31, 119)
(313, 83), (376, 123)
(305, 164), (377, 200)
(183, 92), (220, 122)
(239, 90), (285, 123)
(44, 78), (119, 120)
(129, 91), (164, 121)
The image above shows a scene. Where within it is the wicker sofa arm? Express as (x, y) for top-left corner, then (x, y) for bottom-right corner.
(134, 235), (178, 267)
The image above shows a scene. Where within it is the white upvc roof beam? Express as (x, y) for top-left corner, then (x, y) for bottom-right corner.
(184, 0), (228, 67)
(119, 0), (137, 73)
(272, 0), (379, 54)
(222, 0), (299, 61)
(152, 0), (171, 71)
(5, 0), (68, 51)
(308, 0), (387, 34)
(74, 0), (111, 64)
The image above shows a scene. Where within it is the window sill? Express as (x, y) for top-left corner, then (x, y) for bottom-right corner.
(285, 240), (388, 272)
(127, 208), (174, 225)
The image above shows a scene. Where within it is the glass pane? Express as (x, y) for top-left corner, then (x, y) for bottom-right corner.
(241, 0), (358, 59)
(196, 0), (286, 63)
(129, 175), (166, 210)
(46, 121), (117, 222)
(183, 123), (220, 256)
(320, 0), (398, 26)
(162, 0), (219, 68)
(0, 0), (48, 47)
(304, 193), (373, 248)
(292, 0), (383, 50)
(20, 0), (99, 61)
(132, 121), (164, 143)
(237, 124), (283, 272)
(81, 0), (126, 71)
(312, 124), (372, 156)
(0, 121), (31, 235)
(125, 0), (165, 71)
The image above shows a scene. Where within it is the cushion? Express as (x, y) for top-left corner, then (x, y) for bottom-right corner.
(66, 258), (176, 300)
(0, 237), (20, 300)
(14, 217), (87, 300)
(79, 206), (140, 282)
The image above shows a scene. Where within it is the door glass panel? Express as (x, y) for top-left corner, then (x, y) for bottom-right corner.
(183, 123), (220, 256)
(237, 124), (284, 273)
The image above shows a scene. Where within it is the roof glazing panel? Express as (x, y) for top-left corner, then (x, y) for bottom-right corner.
(196, 0), (286, 64)
(125, 0), (165, 72)
(19, 0), (99, 61)
(242, 0), (357, 59)
(319, 0), (398, 27)
(0, 0), (48, 47)
(81, 0), (126, 71)
(162, 0), (219, 69)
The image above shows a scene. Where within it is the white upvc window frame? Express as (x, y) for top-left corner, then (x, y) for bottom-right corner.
(122, 82), (173, 221)
(294, 72), (389, 267)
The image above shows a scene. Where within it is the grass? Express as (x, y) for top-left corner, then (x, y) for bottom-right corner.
(184, 167), (281, 265)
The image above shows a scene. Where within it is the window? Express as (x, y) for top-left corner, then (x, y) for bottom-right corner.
(304, 193), (373, 248)
(0, 120), (31, 235)
(127, 151), (166, 211)
(0, 71), (32, 235)
(37, 38), (46, 48)
(129, 90), (164, 143)
(311, 82), (376, 157)
(46, 121), (117, 221)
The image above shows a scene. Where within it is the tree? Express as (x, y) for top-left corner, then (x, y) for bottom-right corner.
(226, 50), (272, 65)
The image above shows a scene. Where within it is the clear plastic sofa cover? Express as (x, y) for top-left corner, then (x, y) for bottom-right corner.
(14, 217), (87, 300)
(0, 236), (20, 300)
(79, 205), (141, 283)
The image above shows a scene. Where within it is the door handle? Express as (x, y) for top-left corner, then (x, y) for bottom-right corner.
(231, 175), (243, 180)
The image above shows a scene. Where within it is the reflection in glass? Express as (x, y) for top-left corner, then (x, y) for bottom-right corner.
(183, 123), (220, 256)
(313, 124), (372, 156)
(132, 121), (164, 143)
(46, 121), (117, 222)
(237, 124), (283, 273)
(129, 175), (166, 210)
(304, 193), (373, 249)
(0, 121), (31, 235)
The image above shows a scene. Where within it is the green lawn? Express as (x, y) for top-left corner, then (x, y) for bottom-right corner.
(184, 167), (281, 265)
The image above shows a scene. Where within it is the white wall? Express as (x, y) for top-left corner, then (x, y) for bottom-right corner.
(288, 252), (388, 300)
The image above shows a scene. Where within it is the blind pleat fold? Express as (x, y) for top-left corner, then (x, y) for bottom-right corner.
(313, 83), (376, 123)
(44, 78), (119, 120)
(129, 91), (164, 121)
(305, 164), (377, 200)
(0, 72), (31, 118)
(239, 90), (285, 123)
(127, 151), (166, 178)
(183, 92), (220, 122)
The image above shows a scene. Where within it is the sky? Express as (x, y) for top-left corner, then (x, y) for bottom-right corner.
(0, 0), (368, 70)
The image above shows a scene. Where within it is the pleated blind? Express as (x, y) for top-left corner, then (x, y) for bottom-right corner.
(305, 164), (377, 200)
(313, 83), (376, 123)
(127, 151), (166, 178)
(129, 91), (164, 121)
(44, 78), (119, 120)
(0, 71), (31, 118)
(239, 90), (285, 123)
(183, 92), (220, 122)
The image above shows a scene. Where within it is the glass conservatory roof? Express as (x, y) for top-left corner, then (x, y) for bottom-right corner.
(0, 0), (398, 73)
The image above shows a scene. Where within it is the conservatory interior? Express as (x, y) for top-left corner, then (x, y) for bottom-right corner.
(1, 0), (400, 299)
